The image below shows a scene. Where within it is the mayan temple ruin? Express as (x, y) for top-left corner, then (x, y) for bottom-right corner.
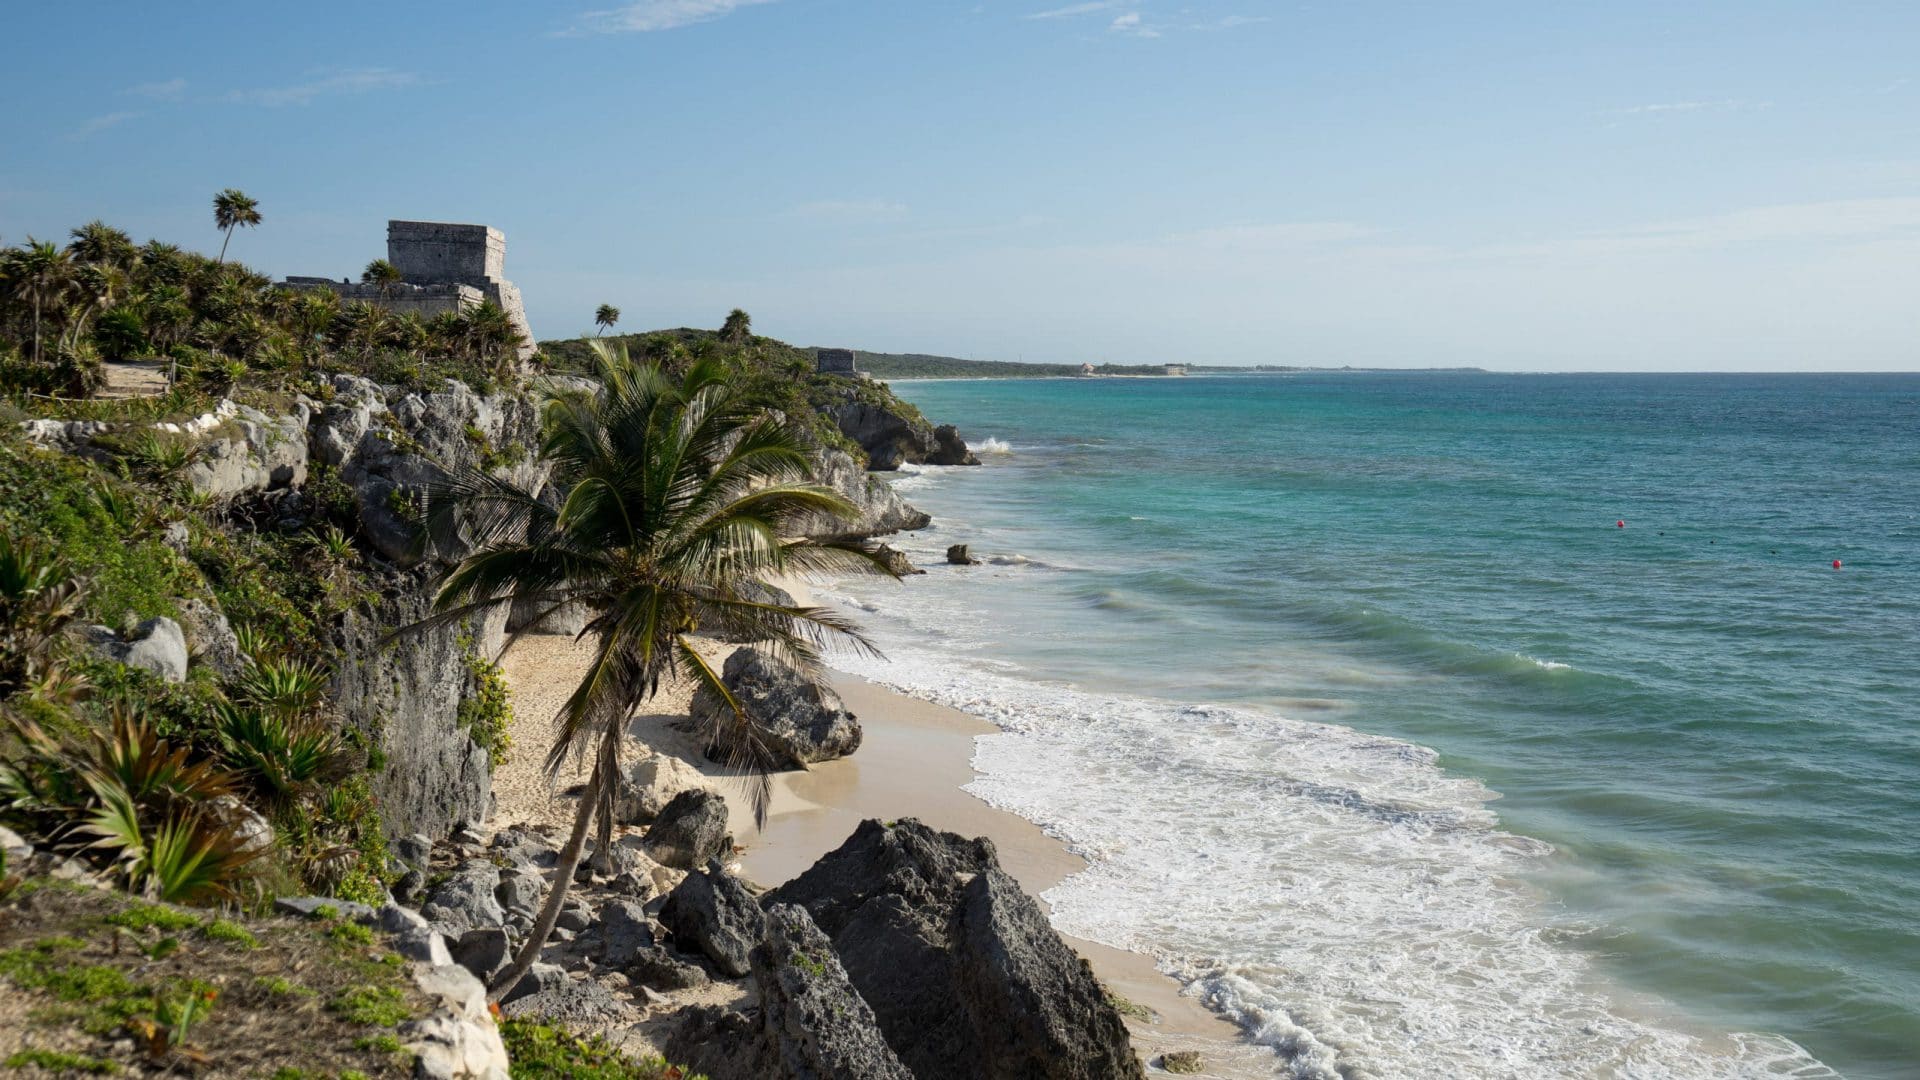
(283, 220), (536, 358)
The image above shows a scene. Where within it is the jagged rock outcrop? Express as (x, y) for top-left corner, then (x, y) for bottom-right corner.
(756, 904), (915, 1080)
(946, 544), (979, 566)
(659, 863), (767, 978)
(827, 392), (979, 471)
(182, 404), (310, 499)
(872, 543), (923, 577)
(312, 374), (545, 568)
(688, 645), (862, 768)
(177, 597), (247, 679)
(767, 819), (1144, 1080)
(797, 447), (931, 540)
(665, 904), (913, 1080)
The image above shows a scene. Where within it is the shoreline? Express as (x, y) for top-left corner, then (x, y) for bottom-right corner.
(493, 632), (1274, 1077)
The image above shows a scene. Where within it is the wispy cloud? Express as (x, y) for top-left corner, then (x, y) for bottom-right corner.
(225, 68), (418, 107)
(66, 111), (142, 141)
(563, 0), (777, 34)
(1023, 1), (1120, 19)
(788, 199), (910, 224)
(1194, 14), (1269, 30)
(126, 77), (187, 101)
(1603, 98), (1768, 119)
(1108, 12), (1160, 37)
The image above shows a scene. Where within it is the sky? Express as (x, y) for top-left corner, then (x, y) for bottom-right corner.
(2, 1), (1917, 371)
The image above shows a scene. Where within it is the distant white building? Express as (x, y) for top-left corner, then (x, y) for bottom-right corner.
(1079, 362), (1096, 376)
(1164, 364), (1188, 376)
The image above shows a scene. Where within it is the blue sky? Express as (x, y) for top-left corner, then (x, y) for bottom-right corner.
(3, 1), (1917, 370)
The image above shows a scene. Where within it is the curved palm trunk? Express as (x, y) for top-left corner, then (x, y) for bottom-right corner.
(485, 732), (609, 1003)
(31, 298), (43, 366)
(217, 228), (232, 265)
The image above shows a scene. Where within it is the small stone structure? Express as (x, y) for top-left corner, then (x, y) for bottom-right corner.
(1164, 363), (1188, 376)
(816, 348), (857, 375)
(283, 220), (535, 359)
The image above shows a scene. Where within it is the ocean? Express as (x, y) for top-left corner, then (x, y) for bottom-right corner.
(815, 373), (1919, 1079)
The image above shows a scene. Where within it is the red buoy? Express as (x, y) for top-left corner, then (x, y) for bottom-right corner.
(1616, 520), (1626, 529)
(1833, 559), (1843, 570)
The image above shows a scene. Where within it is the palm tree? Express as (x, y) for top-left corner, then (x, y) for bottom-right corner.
(361, 259), (402, 299)
(8, 240), (73, 365)
(67, 221), (137, 269)
(718, 307), (752, 346)
(594, 304), (620, 336)
(212, 189), (262, 264)
(413, 339), (893, 1002)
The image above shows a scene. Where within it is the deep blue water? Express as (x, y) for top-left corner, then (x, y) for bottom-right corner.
(832, 373), (1918, 1079)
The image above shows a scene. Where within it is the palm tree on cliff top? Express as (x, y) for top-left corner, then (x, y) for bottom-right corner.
(414, 338), (893, 1001)
(593, 303), (620, 336)
(212, 189), (261, 264)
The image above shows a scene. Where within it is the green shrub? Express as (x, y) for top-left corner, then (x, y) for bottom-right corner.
(457, 648), (513, 768)
(500, 1018), (709, 1080)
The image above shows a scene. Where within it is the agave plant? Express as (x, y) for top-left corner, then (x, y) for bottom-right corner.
(0, 529), (89, 700)
(212, 701), (346, 806)
(1, 710), (257, 904)
(229, 656), (329, 718)
(123, 430), (201, 483)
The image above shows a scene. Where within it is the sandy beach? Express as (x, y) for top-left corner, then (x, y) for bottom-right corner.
(493, 626), (1272, 1078)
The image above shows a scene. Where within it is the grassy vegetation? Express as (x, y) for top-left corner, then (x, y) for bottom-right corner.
(0, 881), (421, 1076)
(499, 1018), (708, 1080)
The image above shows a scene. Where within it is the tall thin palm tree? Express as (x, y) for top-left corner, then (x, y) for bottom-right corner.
(594, 303), (620, 337)
(67, 221), (137, 269)
(9, 240), (73, 365)
(413, 340), (893, 1002)
(212, 189), (262, 264)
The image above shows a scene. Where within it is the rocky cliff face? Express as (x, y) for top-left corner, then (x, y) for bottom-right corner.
(829, 392), (980, 471)
(797, 447), (932, 540)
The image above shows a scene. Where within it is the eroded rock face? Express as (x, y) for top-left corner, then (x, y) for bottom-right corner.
(797, 447), (932, 541)
(828, 394), (978, 472)
(183, 404), (310, 500)
(328, 577), (496, 842)
(767, 819), (1144, 1080)
(688, 646), (862, 769)
(756, 904), (915, 1080)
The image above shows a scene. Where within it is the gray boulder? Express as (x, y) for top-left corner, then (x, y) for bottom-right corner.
(946, 544), (979, 566)
(83, 616), (188, 683)
(452, 927), (511, 983)
(422, 863), (506, 937)
(498, 962), (569, 1005)
(495, 869), (546, 916)
(627, 945), (709, 991)
(689, 646), (862, 769)
(644, 789), (732, 870)
(593, 898), (657, 968)
(659, 865), (766, 979)
(767, 819), (1144, 1080)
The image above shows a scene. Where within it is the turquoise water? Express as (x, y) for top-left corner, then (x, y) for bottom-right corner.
(826, 373), (1918, 1079)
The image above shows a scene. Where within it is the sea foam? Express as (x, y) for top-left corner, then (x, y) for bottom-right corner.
(818, 579), (1838, 1080)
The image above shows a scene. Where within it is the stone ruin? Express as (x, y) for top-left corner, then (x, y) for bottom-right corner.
(816, 348), (857, 375)
(283, 220), (535, 359)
